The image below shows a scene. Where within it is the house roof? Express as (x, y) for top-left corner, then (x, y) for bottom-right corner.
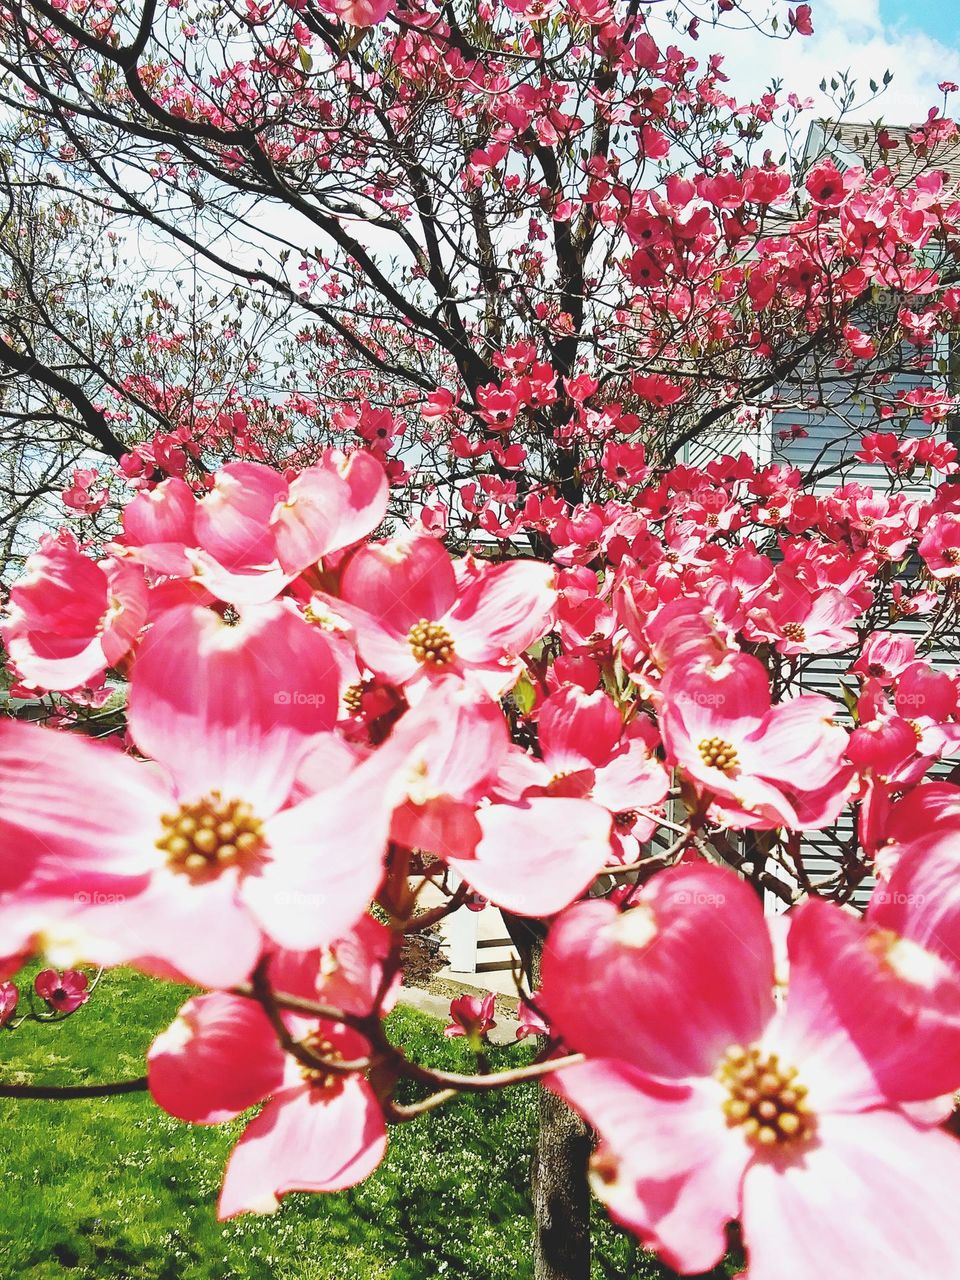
(807, 120), (960, 191)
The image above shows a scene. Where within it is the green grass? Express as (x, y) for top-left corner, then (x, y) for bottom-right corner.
(0, 965), (735, 1280)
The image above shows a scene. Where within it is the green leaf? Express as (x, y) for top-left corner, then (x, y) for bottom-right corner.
(512, 673), (536, 715)
(839, 682), (859, 720)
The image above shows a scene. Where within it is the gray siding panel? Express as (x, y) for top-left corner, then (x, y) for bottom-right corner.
(677, 373), (955, 910)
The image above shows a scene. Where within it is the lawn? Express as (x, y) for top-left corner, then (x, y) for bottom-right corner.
(0, 964), (736, 1280)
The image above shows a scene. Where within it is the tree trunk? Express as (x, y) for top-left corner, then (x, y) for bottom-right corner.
(532, 1081), (593, 1280)
(524, 929), (592, 1280)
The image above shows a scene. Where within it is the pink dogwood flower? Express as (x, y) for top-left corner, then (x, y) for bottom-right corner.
(744, 570), (861, 655)
(2, 533), (148, 691)
(851, 631), (917, 683)
(119, 450), (387, 604)
(445, 992), (497, 1043)
(327, 0), (394, 25)
(894, 661), (958, 722)
(382, 679), (613, 916)
(0, 602), (399, 986)
(149, 942), (388, 1217)
(541, 863), (960, 1278)
(659, 649), (851, 828)
(0, 981), (18, 1028)
(337, 535), (557, 698)
(497, 684), (669, 857)
(34, 968), (90, 1014)
(919, 514), (960, 579)
(515, 995), (551, 1041)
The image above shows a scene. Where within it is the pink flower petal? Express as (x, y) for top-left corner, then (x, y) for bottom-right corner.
(149, 992), (284, 1122)
(273, 450), (387, 572)
(386, 676), (509, 808)
(538, 686), (623, 772)
(776, 898), (960, 1108)
(242, 757), (392, 952)
(741, 1112), (960, 1280)
(591, 739), (670, 811)
(8, 635), (107, 694)
(318, 448), (389, 550)
(0, 720), (165, 891)
(70, 866), (264, 988)
(218, 1077), (387, 1217)
(870, 833), (960, 967)
(549, 1060), (747, 1275)
(541, 864), (775, 1077)
(342, 537), (456, 636)
(33, 969), (60, 1000)
(194, 462), (283, 570)
(449, 558), (556, 662)
(744, 695), (849, 791)
(122, 477), (196, 549)
(128, 602), (341, 814)
(267, 915), (399, 1016)
(454, 797), (612, 916)
(100, 559), (149, 667)
(189, 553), (294, 606)
(271, 468), (343, 575)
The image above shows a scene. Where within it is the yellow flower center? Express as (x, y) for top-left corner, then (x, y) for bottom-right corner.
(408, 619), (456, 666)
(782, 622), (806, 643)
(304, 600), (349, 632)
(156, 791), (265, 880)
(298, 1030), (347, 1098)
(697, 736), (740, 773)
(716, 1044), (815, 1148)
(342, 681), (365, 715)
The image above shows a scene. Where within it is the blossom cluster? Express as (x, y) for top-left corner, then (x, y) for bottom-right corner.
(3, 435), (960, 1278)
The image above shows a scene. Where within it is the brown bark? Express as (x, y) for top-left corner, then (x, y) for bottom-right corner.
(532, 1082), (593, 1280)
(528, 932), (592, 1280)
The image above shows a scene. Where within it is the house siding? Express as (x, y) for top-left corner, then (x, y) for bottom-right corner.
(680, 388), (958, 910)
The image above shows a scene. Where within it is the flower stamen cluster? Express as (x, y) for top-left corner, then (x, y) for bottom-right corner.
(298, 1031), (347, 1099)
(156, 792), (265, 879)
(408, 619), (455, 666)
(697, 736), (740, 773)
(716, 1044), (815, 1148)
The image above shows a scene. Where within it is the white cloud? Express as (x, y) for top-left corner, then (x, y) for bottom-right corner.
(656, 0), (960, 132)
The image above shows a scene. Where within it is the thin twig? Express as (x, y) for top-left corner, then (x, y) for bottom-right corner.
(0, 1076), (148, 1099)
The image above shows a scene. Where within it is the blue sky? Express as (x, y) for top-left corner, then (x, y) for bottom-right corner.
(696, 0), (960, 125)
(879, 0), (957, 45)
